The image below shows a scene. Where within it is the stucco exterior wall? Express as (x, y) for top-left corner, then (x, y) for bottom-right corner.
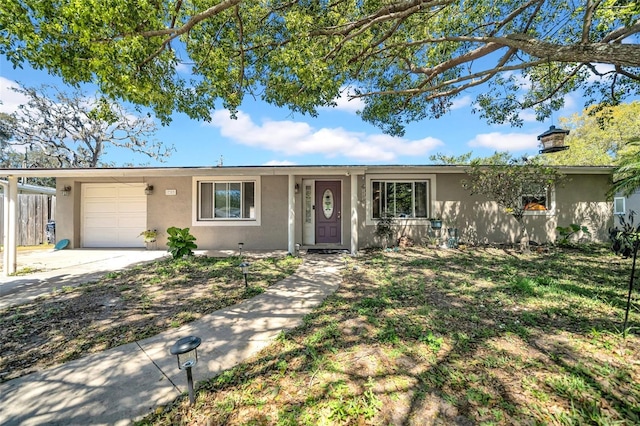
(620, 189), (640, 217)
(358, 172), (613, 247)
(554, 174), (613, 241)
(146, 175), (290, 250)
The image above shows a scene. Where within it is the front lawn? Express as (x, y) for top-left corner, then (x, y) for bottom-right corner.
(0, 255), (302, 382)
(140, 245), (640, 425)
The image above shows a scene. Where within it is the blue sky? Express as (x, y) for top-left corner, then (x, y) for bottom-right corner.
(1, 56), (585, 168)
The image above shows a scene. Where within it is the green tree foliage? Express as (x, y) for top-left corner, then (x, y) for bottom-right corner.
(4, 85), (174, 168)
(462, 153), (565, 245)
(1, 1), (639, 134)
(610, 138), (640, 197)
(541, 102), (640, 166)
(429, 151), (474, 165)
(0, 112), (15, 163)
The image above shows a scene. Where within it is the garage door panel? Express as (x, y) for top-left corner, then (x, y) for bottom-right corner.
(117, 230), (140, 246)
(84, 201), (118, 213)
(83, 183), (147, 248)
(118, 186), (145, 197)
(118, 216), (146, 228)
(85, 186), (119, 198)
(84, 216), (120, 228)
(87, 232), (119, 246)
(118, 201), (146, 213)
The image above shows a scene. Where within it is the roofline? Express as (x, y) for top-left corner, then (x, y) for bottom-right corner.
(0, 180), (56, 195)
(0, 164), (614, 178)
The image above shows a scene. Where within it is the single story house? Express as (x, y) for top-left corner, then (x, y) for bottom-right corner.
(1, 165), (614, 274)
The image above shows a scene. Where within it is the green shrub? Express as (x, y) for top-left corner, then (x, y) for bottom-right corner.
(556, 224), (590, 246)
(166, 227), (197, 259)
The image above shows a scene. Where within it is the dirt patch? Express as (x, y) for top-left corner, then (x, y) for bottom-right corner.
(0, 255), (301, 382)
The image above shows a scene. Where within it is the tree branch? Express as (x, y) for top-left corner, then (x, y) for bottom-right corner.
(314, 0), (451, 37)
(500, 34), (640, 67)
(602, 22), (640, 43)
(582, 0), (603, 44)
(137, 0), (242, 38)
(235, 4), (245, 92)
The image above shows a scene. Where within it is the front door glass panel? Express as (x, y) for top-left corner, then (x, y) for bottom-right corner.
(322, 189), (334, 219)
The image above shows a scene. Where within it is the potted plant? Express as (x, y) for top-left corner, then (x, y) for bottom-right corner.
(139, 229), (158, 243)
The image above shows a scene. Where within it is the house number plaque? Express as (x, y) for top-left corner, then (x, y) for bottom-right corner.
(322, 189), (334, 219)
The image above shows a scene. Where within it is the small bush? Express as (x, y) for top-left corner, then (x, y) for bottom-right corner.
(556, 224), (590, 246)
(166, 227), (197, 259)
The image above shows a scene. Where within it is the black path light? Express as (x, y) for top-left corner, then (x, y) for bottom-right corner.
(538, 125), (570, 154)
(238, 242), (244, 257)
(170, 335), (202, 405)
(239, 262), (250, 288)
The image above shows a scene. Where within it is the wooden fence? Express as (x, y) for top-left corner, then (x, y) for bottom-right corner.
(0, 194), (54, 246)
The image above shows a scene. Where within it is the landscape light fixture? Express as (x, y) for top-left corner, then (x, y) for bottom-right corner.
(144, 184), (154, 195)
(170, 335), (202, 406)
(61, 186), (71, 196)
(538, 125), (570, 154)
(239, 262), (250, 288)
(238, 242), (244, 257)
(295, 243), (301, 257)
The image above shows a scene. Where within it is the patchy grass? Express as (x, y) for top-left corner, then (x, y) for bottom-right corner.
(0, 255), (301, 382)
(11, 266), (45, 275)
(139, 245), (640, 425)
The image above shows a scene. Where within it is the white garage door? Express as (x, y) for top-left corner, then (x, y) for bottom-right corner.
(82, 183), (147, 247)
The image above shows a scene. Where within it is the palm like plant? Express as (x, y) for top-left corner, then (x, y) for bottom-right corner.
(611, 138), (640, 197)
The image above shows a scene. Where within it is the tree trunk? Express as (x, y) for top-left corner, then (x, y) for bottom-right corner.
(519, 223), (530, 253)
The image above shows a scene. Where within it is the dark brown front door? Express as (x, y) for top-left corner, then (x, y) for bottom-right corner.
(315, 181), (341, 244)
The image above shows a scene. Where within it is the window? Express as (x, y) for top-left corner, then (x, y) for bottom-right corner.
(372, 180), (429, 219)
(197, 180), (257, 221)
(522, 184), (552, 213)
(614, 197), (626, 215)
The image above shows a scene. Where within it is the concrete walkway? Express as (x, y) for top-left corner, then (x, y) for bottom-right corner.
(0, 254), (342, 426)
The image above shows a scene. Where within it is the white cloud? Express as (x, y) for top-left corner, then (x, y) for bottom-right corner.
(0, 77), (28, 113)
(208, 109), (443, 162)
(519, 109), (538, 123)
(263, 160), (297, 166)
(468, 131), (540, 152)
(450, 95), (472, 110)
(323, 85), (365, 114)
(560, 93), (578, 111)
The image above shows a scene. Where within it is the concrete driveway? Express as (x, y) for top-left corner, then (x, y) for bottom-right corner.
(0, 249), (169, 309)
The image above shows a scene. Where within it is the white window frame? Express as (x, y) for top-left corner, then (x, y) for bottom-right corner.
(522, 185), (556, 216)
(192, 176), (261, 226)
(365, 174), (435, 226)
(614, 197), (626, 215)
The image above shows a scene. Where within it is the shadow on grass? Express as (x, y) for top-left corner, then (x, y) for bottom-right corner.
(140, 246), (639, 425)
